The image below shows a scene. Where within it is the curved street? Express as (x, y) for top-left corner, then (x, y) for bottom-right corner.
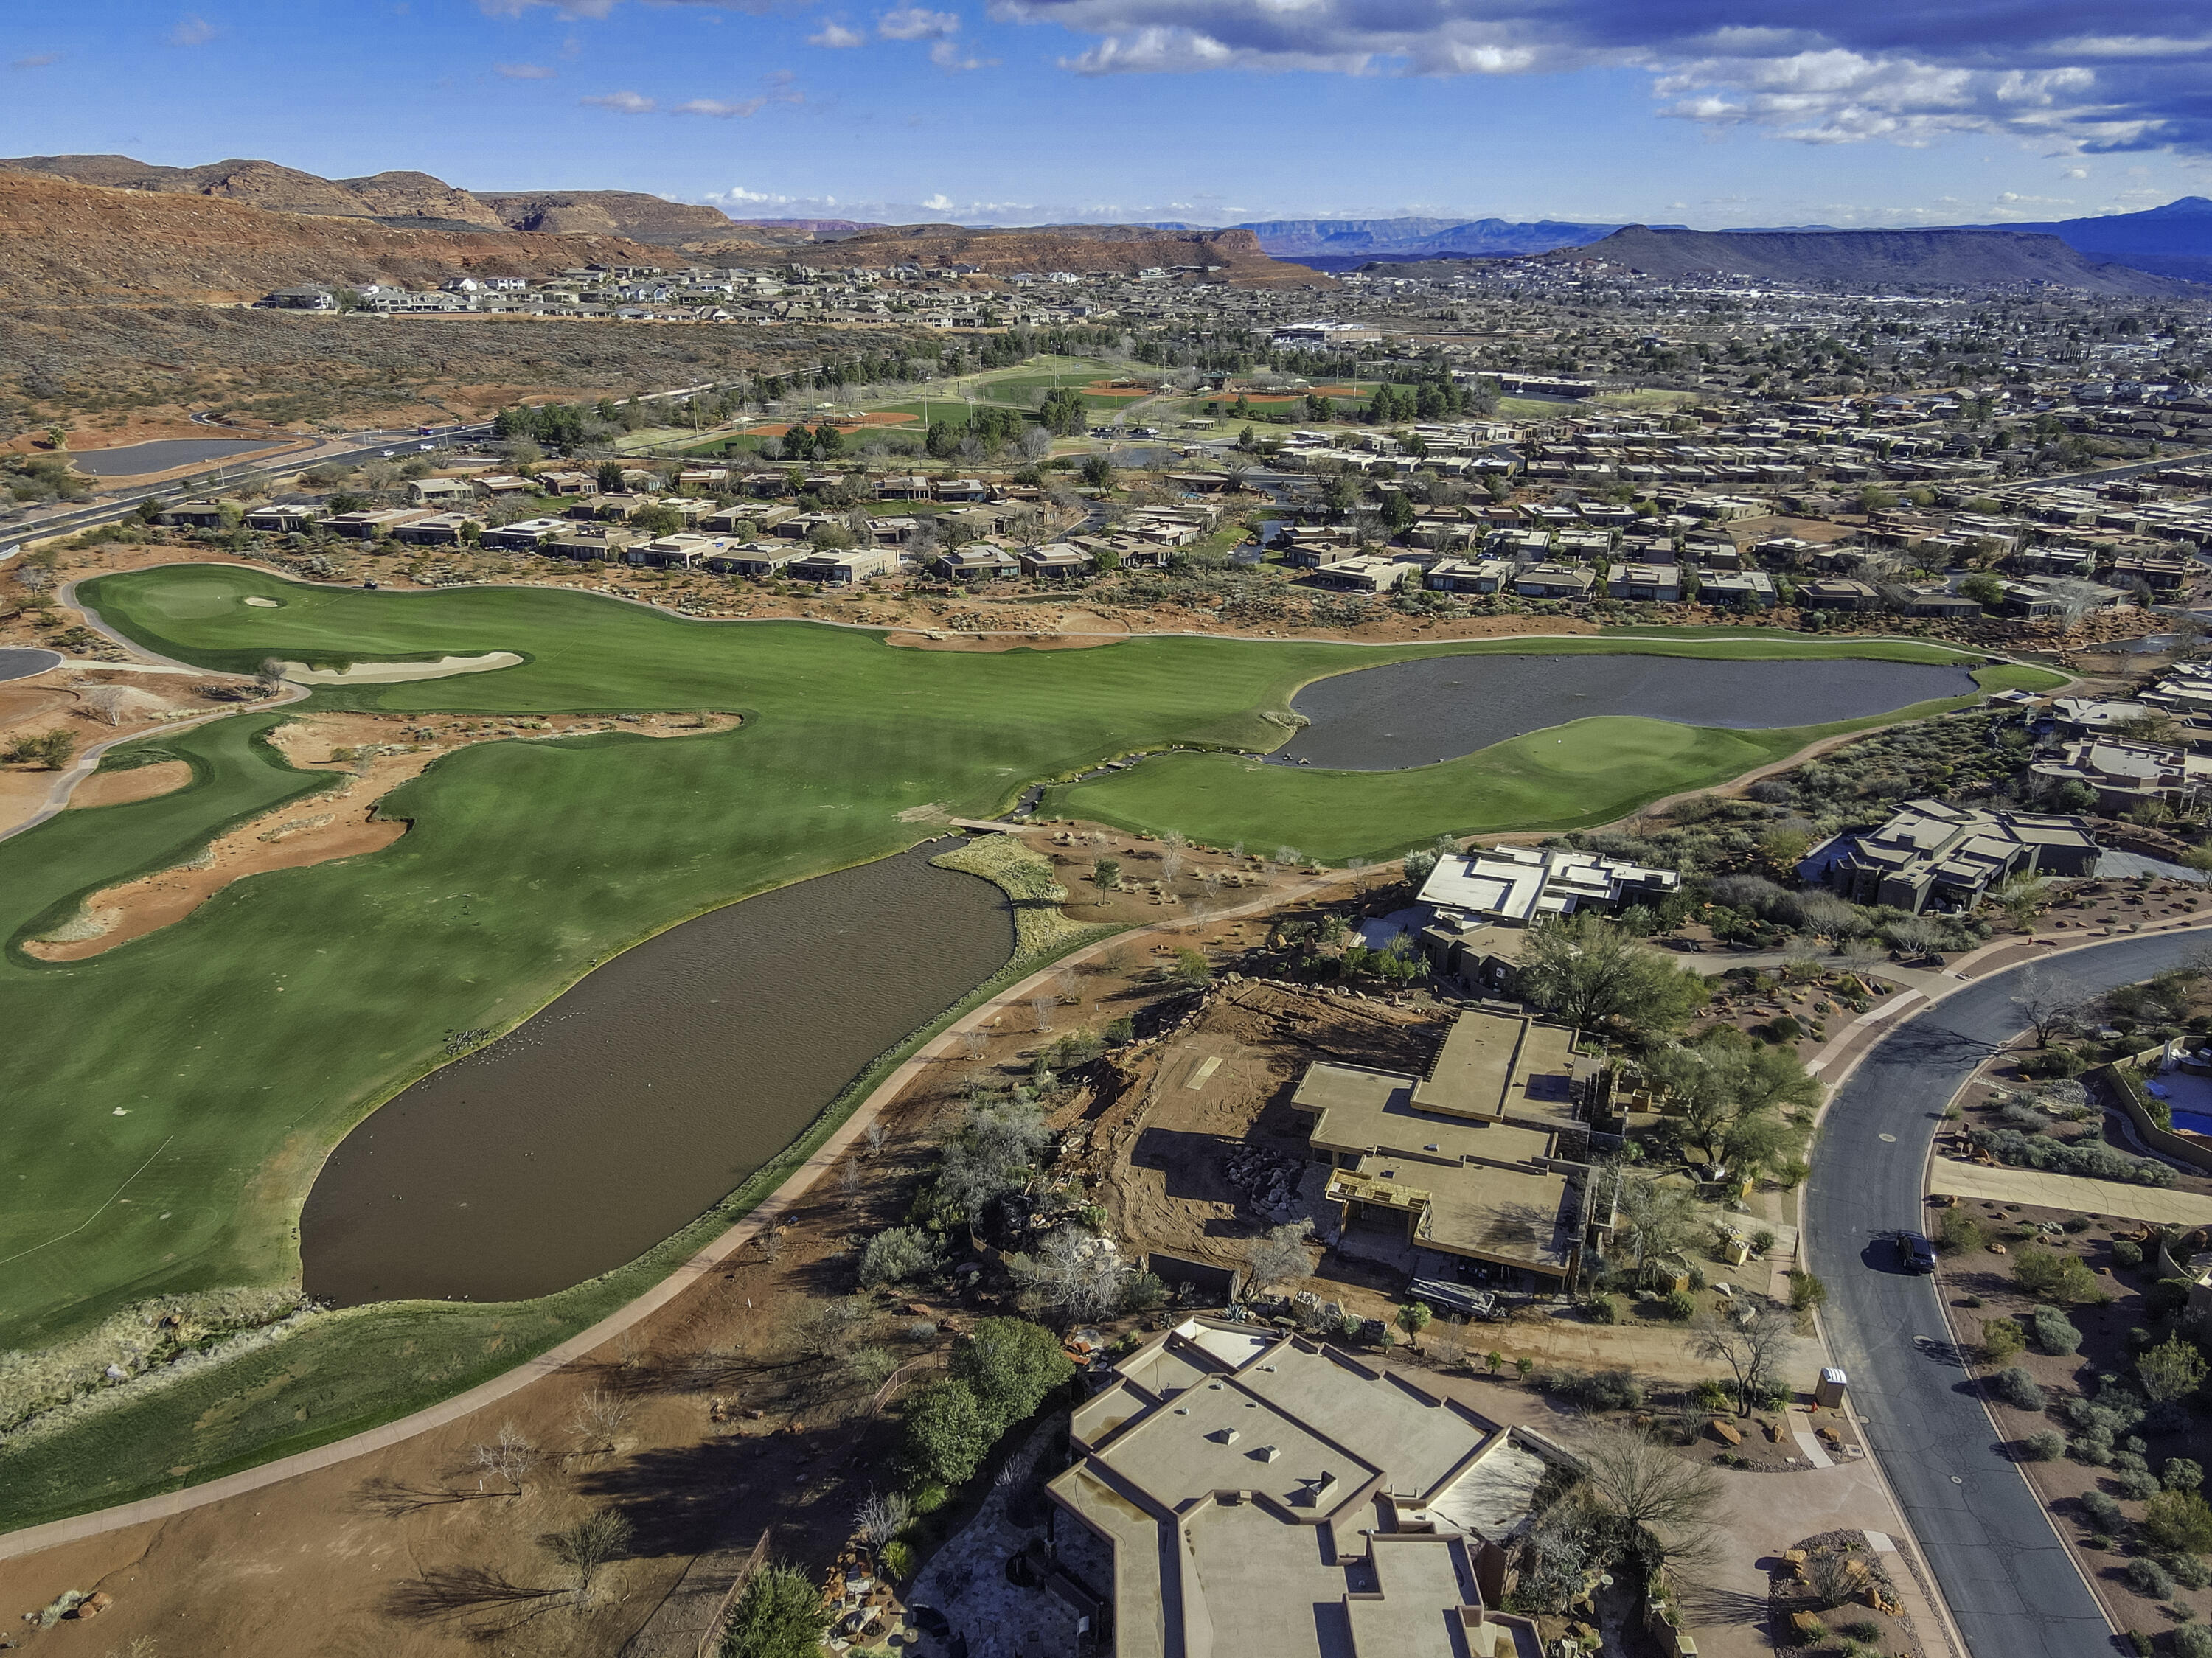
(1810, 932), (2211, 1658)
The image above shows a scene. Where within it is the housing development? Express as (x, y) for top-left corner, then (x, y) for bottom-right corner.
(10, 116), (2212, 1658)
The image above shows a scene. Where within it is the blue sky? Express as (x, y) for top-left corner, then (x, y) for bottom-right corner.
(4, 1), (2210, 227)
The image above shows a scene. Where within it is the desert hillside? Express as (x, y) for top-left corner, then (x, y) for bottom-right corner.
(474, 189), (753, 246)
(0, 170), (674, 303)
(1, 153), (508, 229)
(754, 222), (1330, 288)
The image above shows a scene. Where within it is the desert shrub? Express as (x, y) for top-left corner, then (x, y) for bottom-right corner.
(2168, 1458), (2206, 1493)
(1804, 1550), (1860, 1610)
(2023, 1430), (2066, 1461)
(858, 1226), (942, 1288)
(2146, 1490), (2212, 1555)
(2118, 1469), (2163, 1501)
(2168, 1553), (2212, 1590)
(1938, 1209), (1983, 1253)
(2030, 1305), (2083, 1355)
(2014, 1245), (2104, 1305)
(1584, 1294), (1621, 1325)
(1982, 1317), (2025, 1361)
(1991, 1366), (2046, 1411)
(2176, 1624), (2212, 1658)
(1694, 1378), (1731, 1411)
(2081, 1490), (2127, 1532)
(1969, 1126), (2175, 1186)
(1119, 1271), (1166, 1313)
(1660, 1289), (1697, 1320)
(1530, 1365), (1644, 1411)
(2112, 1238), (2144, 1269)
(1999, 1101), (2050, 1133)
(2124, 1556), (2174, 1600)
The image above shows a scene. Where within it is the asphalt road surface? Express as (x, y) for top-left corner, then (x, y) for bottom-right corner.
(0, 647), (63, 682)
(1810, 933), (2211, 1658)
(66, 436), (293, 476)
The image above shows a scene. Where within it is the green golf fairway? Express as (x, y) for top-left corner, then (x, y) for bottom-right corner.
(3, 564), (2034, 1354)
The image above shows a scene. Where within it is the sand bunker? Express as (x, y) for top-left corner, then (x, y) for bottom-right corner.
(67, 761), (193, 809)
(25, 708), (742, 959)
(243, 596), (281, 608)
(280, 652), (522, 685)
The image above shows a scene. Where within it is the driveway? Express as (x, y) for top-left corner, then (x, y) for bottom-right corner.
(1809, 931), (2212, 1658)
(1930, 1160), (2212, 1228)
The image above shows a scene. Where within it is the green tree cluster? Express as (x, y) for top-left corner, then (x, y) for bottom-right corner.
(901, 1318), (1074, 1487)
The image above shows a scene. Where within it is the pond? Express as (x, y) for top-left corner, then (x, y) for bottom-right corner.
(299, 840), (1015, 1306)
(1264, 652), (1980, 770)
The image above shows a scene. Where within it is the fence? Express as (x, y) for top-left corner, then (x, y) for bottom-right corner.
(2094, 1048), (2212, 1175)
(695, 1528), (773, 1658)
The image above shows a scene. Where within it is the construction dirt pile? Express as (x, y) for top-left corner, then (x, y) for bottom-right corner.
(1057, 980), (1446, 1276)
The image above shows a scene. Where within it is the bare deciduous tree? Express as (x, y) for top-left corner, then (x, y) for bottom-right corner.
(1245, 1219), (1315, 1298)
(1690, 1303), (1798, 1415)
(472, 1423), (539, 1494)
(1012, 1226), (1127, 1321)
(2011, 966), (2087, 1048)
(570, 1387), (636, 1454)
(1572, 1420), (1728, 1579)
(539, 1508), (633, 1610)
(79, 685), (134, 725)
(864, 1120), (888, 1157)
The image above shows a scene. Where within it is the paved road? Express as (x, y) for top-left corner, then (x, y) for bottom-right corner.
(66, 436), (296, 476)
(0, 425), (495, 551)
(1810, 932), (2210, 1658)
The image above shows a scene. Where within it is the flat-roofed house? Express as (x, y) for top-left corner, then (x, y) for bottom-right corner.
(324, 509), (431, 540)
(1021, 543), (1093, 578)
(786, 546), (900, 585)
(702, 540), (798, 577)
(388, 511), (479, 546)
(1288, 1007), (1596, 1290)
(1816, 799), (2100, 913)
(1305, 554), (1411, 594)
(244, 503), (324, 534)
(1047, 1317), (1559, 1658)
(408, 477), (479, 508)
(1412, 845), (1680, 995)
(1512, 564), (1595, 600)
(542, 523), (635, 562)
(625, 533), (717, 569)
(931, 545), (1020, 582)
(1426, 558), (1513, 595)
(161, 499), (237, 529)
(1604, 563), (1680, 602)
(480, 516), (566, 551)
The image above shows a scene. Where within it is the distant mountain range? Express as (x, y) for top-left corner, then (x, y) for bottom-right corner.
(6, 152), (2207, 295)
(1231, 200), (2212, 286)
(1514, 226), (2197, 296)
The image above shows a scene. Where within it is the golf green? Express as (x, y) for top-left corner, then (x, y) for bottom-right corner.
(1, 565), (2031, 1359)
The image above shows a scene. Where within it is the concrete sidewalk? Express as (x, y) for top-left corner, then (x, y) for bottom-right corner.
(1930, 1159), (2212, 1227)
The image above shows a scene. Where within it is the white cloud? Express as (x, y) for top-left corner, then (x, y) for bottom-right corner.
(10, 52), (60, 69)
(675, 96), (767, 116)
(582, 89), (658, 111)
(990, 0), (2212, 155)
(810, 21), (865, 45)
(880, 7), (960, 39)
(168, 15), (218, 46)
(920, 192), (956, 211)
(930, 38), (996, 68)
(495, 61), (557, 77)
